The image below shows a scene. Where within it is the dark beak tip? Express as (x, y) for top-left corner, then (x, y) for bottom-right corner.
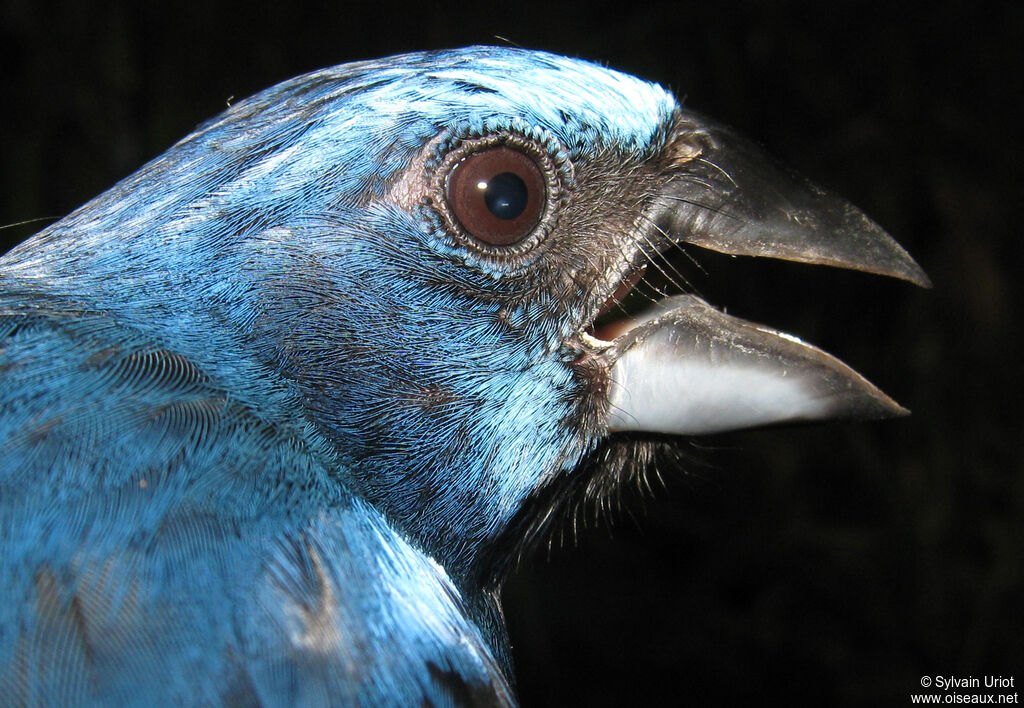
(879, 400), (911, 419)
(906, 265), (933, 290)
(843, 387), (912, 421)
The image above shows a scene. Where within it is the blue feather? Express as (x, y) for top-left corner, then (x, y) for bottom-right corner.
(0, 46), (675, 705)
(0, 45), (922, 704)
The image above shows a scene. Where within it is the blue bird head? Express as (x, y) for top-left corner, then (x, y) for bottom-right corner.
(1, 47), (928, 584)
(1, 47), (926, 667)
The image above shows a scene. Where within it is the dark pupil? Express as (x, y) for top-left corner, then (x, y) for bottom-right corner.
(483, 172), (528, 220)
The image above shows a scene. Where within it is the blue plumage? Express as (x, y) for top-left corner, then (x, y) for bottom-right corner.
(0, 47), (924, 705)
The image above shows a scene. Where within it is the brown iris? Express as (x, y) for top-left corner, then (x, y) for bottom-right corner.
(446, 147), (546, 247)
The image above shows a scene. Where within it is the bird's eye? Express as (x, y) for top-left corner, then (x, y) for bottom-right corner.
(446, 147), (546, 247)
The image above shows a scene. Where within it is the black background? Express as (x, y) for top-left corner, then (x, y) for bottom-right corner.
(2, 1), (1020, 705)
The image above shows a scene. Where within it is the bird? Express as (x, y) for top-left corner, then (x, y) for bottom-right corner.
(0, 46), (927, 706)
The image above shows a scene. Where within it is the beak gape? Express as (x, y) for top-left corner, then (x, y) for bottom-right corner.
(601, 111), (928, 436)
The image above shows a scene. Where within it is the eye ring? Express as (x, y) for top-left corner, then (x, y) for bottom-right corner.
(432, 133), (564, 258)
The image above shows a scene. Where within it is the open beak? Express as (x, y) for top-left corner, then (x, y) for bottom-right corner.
(602, 110), (929, 436)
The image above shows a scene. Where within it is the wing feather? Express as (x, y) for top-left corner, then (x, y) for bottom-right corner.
(0, 303), (513, 706)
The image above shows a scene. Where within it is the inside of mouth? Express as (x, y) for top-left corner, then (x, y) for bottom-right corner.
(585, 244), (706, 342)
(587, 265), (652, 341)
